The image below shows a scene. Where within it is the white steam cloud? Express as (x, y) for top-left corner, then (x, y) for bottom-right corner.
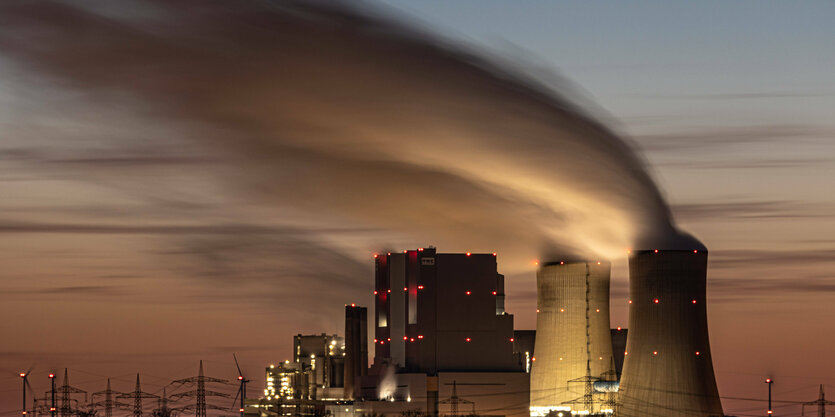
(0, 0), (701, 275)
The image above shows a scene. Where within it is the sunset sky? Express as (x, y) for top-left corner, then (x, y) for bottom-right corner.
(1, 1), (834, 415)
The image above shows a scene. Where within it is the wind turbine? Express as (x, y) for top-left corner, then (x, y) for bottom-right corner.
(19, 368), (34, 416)
(232, 354), (250, 417)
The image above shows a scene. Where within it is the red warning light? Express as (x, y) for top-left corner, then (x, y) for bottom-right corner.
(654, 298), (660, 304)
(465, 338), (471, 342)
(616, 326), (622, 331)
(50, 408), (56, 412)
(466, 252), (471, 256)
(403, 336), (408, 340)
(404, 287), (408, 291)
(240, 409), (245, 413)
(417, 285), (424, 290)
(20, 373), (26, 377)
(692, 299), (697, 304)
(693, 250), (698, 254)
(374, 339), (378, 343)
(695, 351), (700, 356)
(628, 300), (632, 304)
(765, 378), (772, 383)
(532, 357), (536, 362)
(387, 289), (391, 293)
(509, 338), (514, 342)
(387, 338), (391, 342)
(653, 351), (658, 355)
(238, 376), (244, 380)
(465, 291), (471, 295)
(351, 303), (356, 307)
(374, 254), (378, 258)
(492, 291), (497, 295)
(654, 249), (659, 253)
(418, 335), (424, 339)
(49, 373), (55, 379)
(373, 290), (378, 295)
(418, 248), (424, 251)
(560, 261), (564, 265)
(410, 338), (415, 342)
(492, 252), (497, 256)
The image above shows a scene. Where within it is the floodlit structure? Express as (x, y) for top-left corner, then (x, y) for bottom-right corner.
(617, 249), (723, 417)
(530, 261), (615, 416)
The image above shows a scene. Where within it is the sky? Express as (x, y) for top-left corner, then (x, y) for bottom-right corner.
(1, 1), (834, 415)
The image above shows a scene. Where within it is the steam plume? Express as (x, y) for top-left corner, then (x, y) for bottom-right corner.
(0, 0), (699, 268)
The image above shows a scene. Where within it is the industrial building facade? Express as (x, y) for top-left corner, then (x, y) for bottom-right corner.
(362, 248), (529, 417)
(371, 248), (518, 374)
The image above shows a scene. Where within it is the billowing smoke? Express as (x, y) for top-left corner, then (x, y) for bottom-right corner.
(0, 0), (699, 274)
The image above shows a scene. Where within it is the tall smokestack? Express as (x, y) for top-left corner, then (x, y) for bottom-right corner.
(344, 305), (368, 400)
(530, 261), (615, 415)
(617, 249), (723, 417)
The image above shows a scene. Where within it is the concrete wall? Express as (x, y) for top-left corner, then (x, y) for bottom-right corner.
(530, 261), (614, 415)
(616, 250), (723, 417)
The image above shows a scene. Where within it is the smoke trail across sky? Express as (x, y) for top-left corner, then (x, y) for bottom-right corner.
(0, 0), (701, 290)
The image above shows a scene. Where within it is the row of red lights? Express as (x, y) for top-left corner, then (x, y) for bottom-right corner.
(374, 289), (497, 295)
(374, 336), (515, 344)
(627, 299), (699, 304)
(21, 372), (56, 378)
(621, 351), (701, 356)
(373, 251), (499, 258)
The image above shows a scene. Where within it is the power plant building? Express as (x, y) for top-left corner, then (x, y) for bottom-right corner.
(358, 247), (529, 417)
(530, 261), (616, 416)
(292, 333), (345, 400)
(371, 247), (518, 373)
(616, 249), (723, 417)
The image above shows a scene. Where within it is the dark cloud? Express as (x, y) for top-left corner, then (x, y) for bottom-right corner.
(656, 158), (832, 170)
(673, 201), (835, 221)
(629, 91), (833, 100)
(0, 221), (374, 236)
(635, 125), (830, 153)
(708, 249), (835, 268)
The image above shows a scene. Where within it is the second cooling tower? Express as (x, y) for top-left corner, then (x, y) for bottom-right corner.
(530, 261), (615, 416)
(617, 249), (723, 417)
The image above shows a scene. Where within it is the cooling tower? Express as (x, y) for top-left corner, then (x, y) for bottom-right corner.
(530, 261), (615, 416)
(617, 250), (723, 417)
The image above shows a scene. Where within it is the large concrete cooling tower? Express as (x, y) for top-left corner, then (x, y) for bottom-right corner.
(617, 250), (723, 417)
(530, 261), (615, 416)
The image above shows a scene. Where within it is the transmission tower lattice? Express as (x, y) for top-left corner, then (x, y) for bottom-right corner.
(91, 379), (125, 417)
(116, 374), (158, 417)
(564, 263), (600, 414)
(803, 385), (835, 417)
(170, 360), (230, 417)
(59, 369), (87, 417)
(439, 381), (475, 417)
